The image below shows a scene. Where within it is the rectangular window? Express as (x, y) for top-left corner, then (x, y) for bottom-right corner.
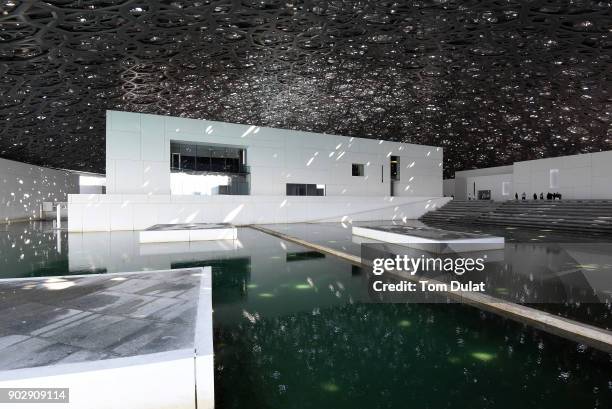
(502, 181), (510, 196)
(170, 142), (250, 195)
(390, 156), (400, 181)
(170, 142), (247, 174)
(172, 143), (195, 171)
(352, 163), (364, 176)
(286, 183), (325, 196)
(549, 169), (559, 189)
(171, 153), (181, 170)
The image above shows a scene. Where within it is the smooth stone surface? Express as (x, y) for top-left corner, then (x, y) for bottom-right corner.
(352, 225), (505, 252)
(140, 223), (237, 243)
(0, 267), (214, 409)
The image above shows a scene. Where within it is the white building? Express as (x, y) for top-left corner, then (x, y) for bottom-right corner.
(67, 111), (448, 231)
(445, 151), (612, 201)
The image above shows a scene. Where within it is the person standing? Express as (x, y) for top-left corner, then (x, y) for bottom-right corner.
(515, 192), (518, 200)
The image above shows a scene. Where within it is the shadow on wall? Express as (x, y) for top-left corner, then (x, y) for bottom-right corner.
(0, 158), (79, 223)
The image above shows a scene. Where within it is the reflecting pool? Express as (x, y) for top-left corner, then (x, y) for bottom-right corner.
(208, 230), (612, 409)
(260, 221), (612, 330)
(0, 221), (611, 408)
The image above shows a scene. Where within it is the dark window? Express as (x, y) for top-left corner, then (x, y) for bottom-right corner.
(181, 155), (196, 171)
(306, 184), (319, 196)
(170, 142), (247, 174)
(286, 183), (325, 196)
(195, 156), (209, 170)
(390, 156), (400, 181)
(352, 163), (364, 176)
(171, 153), (181, 170)
(210, 156), (225, 172)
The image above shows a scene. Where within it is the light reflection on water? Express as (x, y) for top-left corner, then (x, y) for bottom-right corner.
(1, 221), (611, 408)
(260, 222), (612, 330)
(211, 254), (612, 409)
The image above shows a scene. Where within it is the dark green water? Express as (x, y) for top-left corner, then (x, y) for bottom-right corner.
(211, 254), (612, 409)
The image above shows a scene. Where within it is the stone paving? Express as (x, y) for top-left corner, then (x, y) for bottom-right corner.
(0, 268), (203, 371)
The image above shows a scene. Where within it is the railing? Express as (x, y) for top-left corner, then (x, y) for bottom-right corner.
(170, 164), (250, 175)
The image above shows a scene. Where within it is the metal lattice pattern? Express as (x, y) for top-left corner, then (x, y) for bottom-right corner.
(0, 0), (610, 176)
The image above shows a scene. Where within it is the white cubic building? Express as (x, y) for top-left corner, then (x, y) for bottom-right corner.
(445, 151), (612, 201)
(67, 111), (448, 231)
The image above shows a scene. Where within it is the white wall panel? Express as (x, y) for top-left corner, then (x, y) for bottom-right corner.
(143, 161), (171, 195)
(105, 159), (116, 193)
(592, 177), (612, 199)
(109, 110), (141, 132)
(514, 153), (607, 199)
(69, 194), (450, 231)
(464, 174), (513, 201)
(107, 130), (141, 160)
(248, 146), (284, 167)
(67, 203), (84, 232)
(81, 203), (111, 231)
(165, 116), (204, 134)
(0, 157), (79, 222)
(133, 203), (159, 230)
(114, 160), (144, 194)
(110, 203), (134, 230)
(449, 151), (612, 200)
(141, 122), (166, 162)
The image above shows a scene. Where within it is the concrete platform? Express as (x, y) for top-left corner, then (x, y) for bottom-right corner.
(139, 238), (241, 256)
(139, 223), (237, 243)
(0, 268), (213, 409)
(352, 225), (504, 252)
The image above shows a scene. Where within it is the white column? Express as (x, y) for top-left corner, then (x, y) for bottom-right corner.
(56, 203), (61, 229)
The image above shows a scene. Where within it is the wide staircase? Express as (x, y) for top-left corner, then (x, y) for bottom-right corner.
(420, 200), (612, 234)
(420, 200), (502, 224)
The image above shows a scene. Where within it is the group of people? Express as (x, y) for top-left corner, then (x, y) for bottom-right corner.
(516, 192), (562, 200)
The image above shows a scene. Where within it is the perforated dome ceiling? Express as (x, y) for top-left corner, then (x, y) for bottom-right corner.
(0, 0), (610, 177)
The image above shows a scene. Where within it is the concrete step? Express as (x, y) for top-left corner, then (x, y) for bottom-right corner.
(476, 221), (612, 234)
(419, 199), (612, 235)
(479, 217), (612, 228)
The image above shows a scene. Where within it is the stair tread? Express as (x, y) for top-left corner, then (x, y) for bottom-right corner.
(419, 199), (612, 234)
